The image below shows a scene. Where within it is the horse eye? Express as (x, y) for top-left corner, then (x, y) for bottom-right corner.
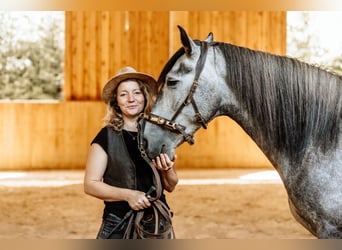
(166, 79), (178, 87)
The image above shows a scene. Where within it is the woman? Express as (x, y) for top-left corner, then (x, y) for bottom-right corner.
(84, 66), (179, 239)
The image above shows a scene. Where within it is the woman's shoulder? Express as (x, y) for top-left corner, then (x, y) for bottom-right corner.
(96, 126), (120, 137)
(92, 127), (107, 143)
(91, 126), (122, 152)
(103, 126), (122, 135)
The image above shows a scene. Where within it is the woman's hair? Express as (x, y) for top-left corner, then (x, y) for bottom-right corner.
(103, 79), (155, 131)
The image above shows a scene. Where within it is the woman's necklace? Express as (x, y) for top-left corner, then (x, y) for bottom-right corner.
(124, 119), (138, 140)
(125, 130), (137, 141)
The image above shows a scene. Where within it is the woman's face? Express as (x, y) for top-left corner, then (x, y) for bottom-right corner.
(116, 80), (145, 118)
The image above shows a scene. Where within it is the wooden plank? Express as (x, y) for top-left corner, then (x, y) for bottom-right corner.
(73, 11), (85, 100)
(169, 11), (189, 53)
(64, 12), (72, 100)
(83, 11), (97, 100)
(97, 11), (110, 95)
(149, 12), (170, 77)
(108, 11), (123, 80)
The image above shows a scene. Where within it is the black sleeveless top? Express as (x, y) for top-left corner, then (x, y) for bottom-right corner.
(91, 127), (167, 218)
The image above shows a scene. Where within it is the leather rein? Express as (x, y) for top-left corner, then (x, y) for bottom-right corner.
(140, 41), (209, 145)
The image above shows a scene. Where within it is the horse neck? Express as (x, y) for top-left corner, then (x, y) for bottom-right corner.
(215, 47), (286, 168)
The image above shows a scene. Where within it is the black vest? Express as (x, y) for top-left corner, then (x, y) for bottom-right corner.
(103, 127), (137, 190)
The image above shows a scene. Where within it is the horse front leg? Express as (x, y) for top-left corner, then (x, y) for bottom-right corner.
(287, 198), (318, 237)
(288, 197), (342, 238)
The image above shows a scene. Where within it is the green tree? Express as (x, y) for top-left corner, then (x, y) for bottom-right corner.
(0, 12), (64, 100)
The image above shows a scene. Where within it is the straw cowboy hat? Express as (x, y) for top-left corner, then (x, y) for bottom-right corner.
(102, 66), (157, 104)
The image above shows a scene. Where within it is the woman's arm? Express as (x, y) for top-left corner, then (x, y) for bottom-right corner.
(84, 143), (151, 210)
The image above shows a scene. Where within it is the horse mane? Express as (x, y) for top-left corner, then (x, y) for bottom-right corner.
(217, 42), (342, 163)
(157, 47), (184, 89)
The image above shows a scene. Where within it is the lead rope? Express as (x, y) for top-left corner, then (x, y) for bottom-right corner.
(122, 117), (175, 239)
(137, 116), (162, 201)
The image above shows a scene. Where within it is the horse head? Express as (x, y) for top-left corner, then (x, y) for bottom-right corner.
(140, 26), (228, 160)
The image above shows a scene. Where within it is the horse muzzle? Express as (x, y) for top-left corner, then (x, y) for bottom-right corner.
(137, 115), (179, 160)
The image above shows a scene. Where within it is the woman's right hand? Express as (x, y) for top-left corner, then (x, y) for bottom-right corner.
(127, 190), (151, 211)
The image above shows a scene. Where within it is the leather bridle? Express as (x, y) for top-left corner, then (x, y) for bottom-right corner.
(140, 41), (209, 145)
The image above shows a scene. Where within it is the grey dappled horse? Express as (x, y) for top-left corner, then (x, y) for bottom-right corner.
(140, 26), (342, 238)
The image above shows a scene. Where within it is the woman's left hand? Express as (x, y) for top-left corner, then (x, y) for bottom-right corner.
(152, 153), (175, 172)
(152, 154), (178, 192)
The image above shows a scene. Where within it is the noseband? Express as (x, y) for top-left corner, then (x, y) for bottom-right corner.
(141, 41), (209, 145)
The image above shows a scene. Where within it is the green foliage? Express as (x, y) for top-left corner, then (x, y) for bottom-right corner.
(0, 12), (64, 100)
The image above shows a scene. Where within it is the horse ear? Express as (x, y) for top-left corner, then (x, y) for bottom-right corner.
(177, 25), (196, 55)
(204, 32), (214, 43)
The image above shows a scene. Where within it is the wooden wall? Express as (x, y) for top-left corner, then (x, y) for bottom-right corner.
(0, 11), (286, 170)
(0, 101), (104, 169)
(64, 11), (170, 100)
